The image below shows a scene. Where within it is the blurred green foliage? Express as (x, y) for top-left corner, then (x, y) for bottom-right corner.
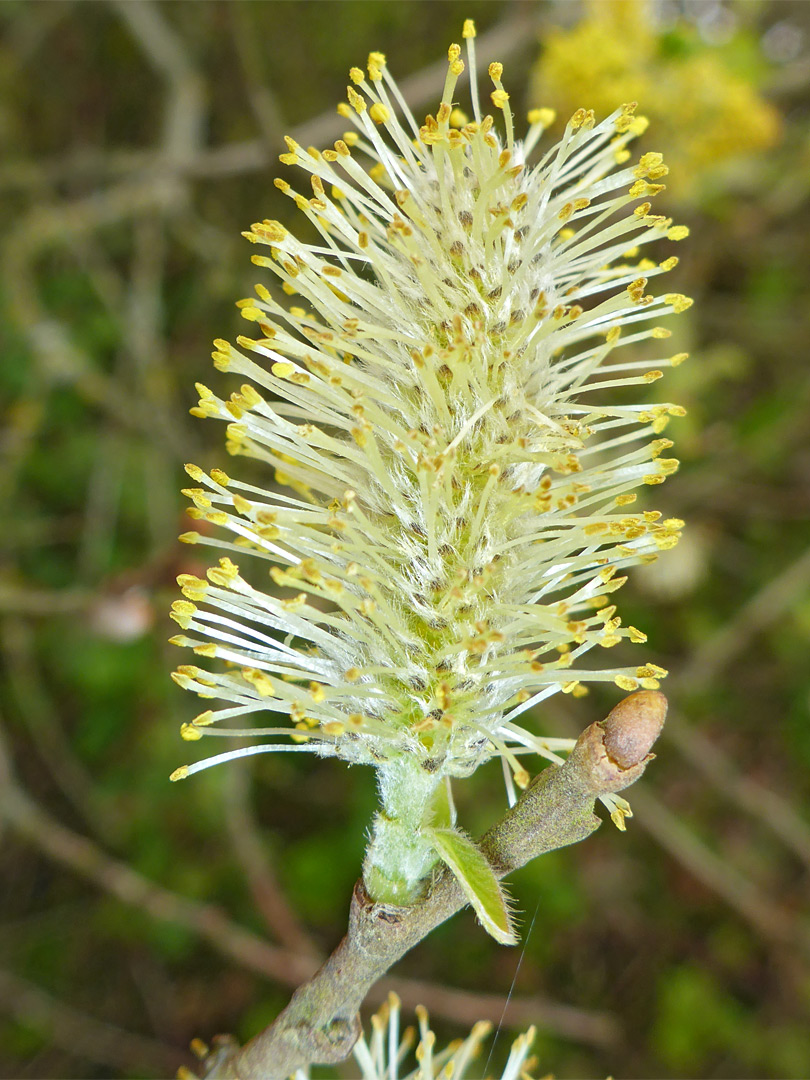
(1, 2), (809, 1078)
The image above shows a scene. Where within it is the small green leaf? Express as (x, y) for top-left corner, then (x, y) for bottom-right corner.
(426, 826), (517, 945)
(428, 777), (456, 830)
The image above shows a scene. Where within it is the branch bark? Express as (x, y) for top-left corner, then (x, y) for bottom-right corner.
(0, 713), (615, 1052)
(198, 691), (667, 1079)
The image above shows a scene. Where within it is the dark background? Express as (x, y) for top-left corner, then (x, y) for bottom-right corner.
(1, 1), (810, 1077)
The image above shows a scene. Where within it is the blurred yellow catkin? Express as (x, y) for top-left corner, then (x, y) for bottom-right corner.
(531, 0), (780, 194)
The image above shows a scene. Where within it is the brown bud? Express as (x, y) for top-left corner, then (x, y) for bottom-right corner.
(570, 690), (668, 795)
(601, 690), (667, 769)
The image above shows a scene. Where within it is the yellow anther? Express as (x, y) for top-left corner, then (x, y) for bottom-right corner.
(655, 458), (680, 475)
(636, 151), (664, 174)
(528, 107), (556, 127)
(513, 766), (530, 790)
(664, 293), (693, 313)
(570, 108), (588, 129)
(367, 51), (386, 79)
(650, 438), (674, 458)
(231, 494), (251, 515)
(347, 86), (366, 114)
(190, 1039), (209, 1060)
(242, 668), (275, 696)
(614, 675), (639, 692)
(177, 572), (207, 590)
(614, 103), (637, 133)
(369, 103), (390, 125)
(462, 18), (476, 38)
(240, 384), (263, 408)
(309, 682), (326, 703)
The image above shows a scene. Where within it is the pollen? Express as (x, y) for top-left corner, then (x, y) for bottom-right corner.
(665, 293), (693, 313)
